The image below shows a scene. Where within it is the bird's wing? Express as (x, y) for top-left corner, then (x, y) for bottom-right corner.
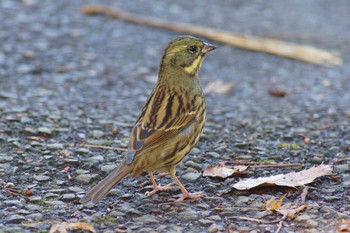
(125, 89), (202, 165)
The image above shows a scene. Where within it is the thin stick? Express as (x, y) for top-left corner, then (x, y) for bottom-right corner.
(82, 144), (127, 151)
(250, 163), (303, 169)
(81, 5), (342, 66)
(229, 216), (283, 224)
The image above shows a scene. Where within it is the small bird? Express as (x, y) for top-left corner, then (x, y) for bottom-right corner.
(80, 35), (216, 203)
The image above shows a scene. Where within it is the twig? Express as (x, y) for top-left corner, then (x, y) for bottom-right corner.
(300, 186), (309, 204)
(226, 160), (260, 165)
(81, 5), (342, 66)
(81, 144), (127, 151)
(226, 161), (303, 168)
(250, 163), (303, 169)
(229, 216), (284, 224)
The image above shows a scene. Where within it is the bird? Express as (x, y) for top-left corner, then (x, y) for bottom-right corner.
(80, 35), (216, 203)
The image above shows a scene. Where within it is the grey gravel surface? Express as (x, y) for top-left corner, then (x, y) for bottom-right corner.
(1, 0), (350, 232)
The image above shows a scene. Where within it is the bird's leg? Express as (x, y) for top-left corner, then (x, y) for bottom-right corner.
(145, 170), (174, 197)
(168, 167), (203, 202)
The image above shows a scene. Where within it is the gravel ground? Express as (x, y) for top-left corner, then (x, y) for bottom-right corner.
(1, 0), (349, 232)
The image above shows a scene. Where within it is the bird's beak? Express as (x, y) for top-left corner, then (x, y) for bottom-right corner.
(201, 42), (216, 54)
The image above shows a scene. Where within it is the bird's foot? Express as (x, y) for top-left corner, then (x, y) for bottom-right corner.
(145, 183), (174, 197)
(175, 191), (203, 202)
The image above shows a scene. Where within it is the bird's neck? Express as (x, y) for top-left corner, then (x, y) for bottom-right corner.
(158, 66), (202, 94)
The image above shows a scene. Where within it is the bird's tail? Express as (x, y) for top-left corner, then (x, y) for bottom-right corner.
(80, 163), (132, 203)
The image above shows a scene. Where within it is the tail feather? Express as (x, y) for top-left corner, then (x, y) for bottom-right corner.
(80, 164), (132, 203)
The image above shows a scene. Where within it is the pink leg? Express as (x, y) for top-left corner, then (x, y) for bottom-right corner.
(145, 170), (174, 197)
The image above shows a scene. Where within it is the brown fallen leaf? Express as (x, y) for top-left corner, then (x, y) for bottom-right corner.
(49, 222), (96, 233)
(203, 80), (235, 95)
(202, 164), (248, 178)
(334, 219), (350, 232)
(268, 88), (287, 97)
(23, 221), (96, 233)
(232, 164), (332, 190)
(262, 194), (287, 211)
(276, 202), (311, 219)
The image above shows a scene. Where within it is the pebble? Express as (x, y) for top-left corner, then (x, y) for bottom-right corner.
(101, 164), (117, 173)
(198, 219), (214, 227)
(334, 164), (350, 173)
(37, 127), (52, 135)
(208, 223), (224, 233)
(76, 148), (92, 154)
(47, 143), (64, 150)
(92, 130), (104, 138)
(61, 193), (76, 201)
(28, 196), (42, 203)
(85, 155), (104, 163)
(182, 171), (201, 181)
(26, 213), (43, 221)
(4, 200), (24, 206)
(33, 175), (50, 181)
(75, 174), (99, 183)
(25, 204), (43, 211)
(5, 214), (26, 223)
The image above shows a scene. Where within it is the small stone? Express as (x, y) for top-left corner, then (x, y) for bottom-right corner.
(182, 171), (201, 181)
(33, 175), (50, 182)
(334, 164), (350, 173)
(198, 219), (214, 226)
(4, 200), (24, 207)
(75, 174), (98, 184)
(25, 204), (43, 211)
(61, 193), (76, 201)
(5, 214), (26, 223)
(101, 164), (117, 173)
(206, 152), (221, 158)
(207, 215), (222, 221)
(191, 147), (201, 154)
(47, 143), (64, 150)
(38, 127), (52, 135)
(92, 130), (104, 138)
(28, 196), (42, 203)
(185, 161), (201, 170)
(76, 148), (92, 154)
(208, 223), (224, 233)
(68, 186), (85, 193)
(178, 209), (198, 221)
(26, 213), (43, 221)
(86, 155), (104, 163)
(44, 200), (65, 206)
(235, 196), (251, 205)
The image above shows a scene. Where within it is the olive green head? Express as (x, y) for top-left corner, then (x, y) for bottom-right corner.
(160, 35), (216, 76)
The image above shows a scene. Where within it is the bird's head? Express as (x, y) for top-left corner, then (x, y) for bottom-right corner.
(160, 35), (216, 76)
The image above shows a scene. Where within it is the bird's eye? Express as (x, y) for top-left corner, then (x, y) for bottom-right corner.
(188, 45), (198, 54)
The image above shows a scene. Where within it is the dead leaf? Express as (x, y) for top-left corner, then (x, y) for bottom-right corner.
(268, 89), (287, 97)
(203, 164), (248, 178)
(232, 164), (332, 190)
(49, 222), (96, 233)
(262, 194), (287, 211)
(334, 219), (350, 232)
(23, 221), (96, 233)
(204, 80), (235, 95)
(276, 203), (311, 219)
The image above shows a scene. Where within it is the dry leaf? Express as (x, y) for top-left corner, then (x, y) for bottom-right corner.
(334, 219), (350, 232)
(203, 164), (248, 178)
(49, 222), (96, 233)
(262, 194), (287, 211)
(268, 88), (287, 97)
(276, 203), (311, 219)
(204, 80), (235, 95)
(232, 164), (332, 190)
